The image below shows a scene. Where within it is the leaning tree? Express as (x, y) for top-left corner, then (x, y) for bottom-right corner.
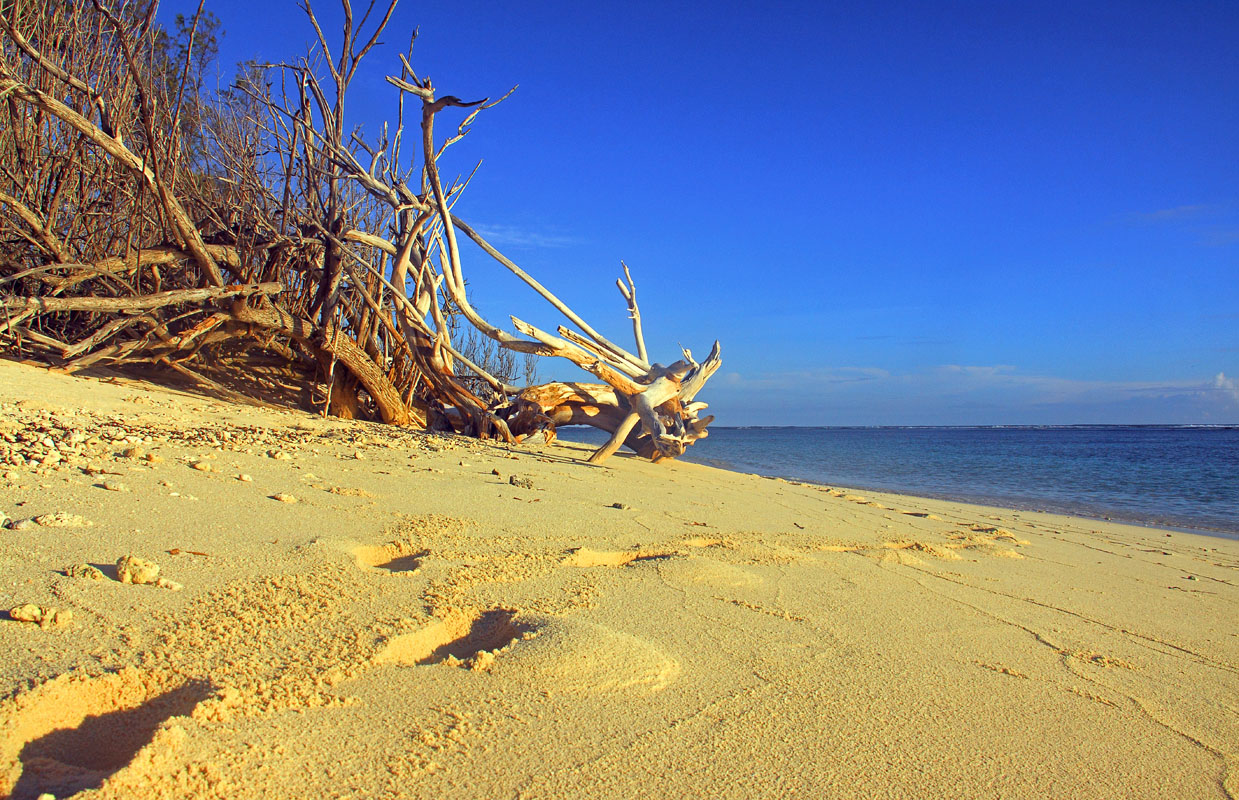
(0, 0), (720, 463)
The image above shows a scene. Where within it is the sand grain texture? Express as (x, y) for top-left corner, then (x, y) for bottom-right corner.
(0, 359), (1236, 799)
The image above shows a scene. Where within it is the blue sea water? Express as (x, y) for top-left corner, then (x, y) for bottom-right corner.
(561, 425), (1239, 537)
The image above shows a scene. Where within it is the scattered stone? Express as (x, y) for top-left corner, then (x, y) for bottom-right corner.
(491, 468), (502, 477)
(116, 555), (161, 585)
(268, 450), (290, 460)
(156, 577), (184, 591)
(609, 502), (629, 510)
(9, 604), (72, 628)
(121, 446), (145, 459)
(8, 518), (36, 531)
(34, 512), (92, 528)
(352, 450), (364, 460)
(509, 475), (534, 490)
(144, 453), (164, 464)
(271, 493), (298, 503)
(190, 461), (213, 472)
(65, 563), (105, 580)
(102, 480), (129, 492)
(238, 474), (253, 482)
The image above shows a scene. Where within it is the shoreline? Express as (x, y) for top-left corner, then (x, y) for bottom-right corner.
(731, 475), (1239, 542)
(559, 433), (1239, 542)
(2, 358), (1237, 799)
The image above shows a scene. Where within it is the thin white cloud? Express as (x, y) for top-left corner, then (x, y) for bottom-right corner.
(1125, 204), (1213, 223)
(724, 366), (890, 389)
(1119, 204), (1239, 247)
(936, 364), (1016, 378)
(1215, 372), (1239, 403)
(711, 364), (1239, 424)
(470, 223), (582, 249)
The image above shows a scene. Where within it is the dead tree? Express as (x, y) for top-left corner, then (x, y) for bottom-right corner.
(0, 0), (721, 464)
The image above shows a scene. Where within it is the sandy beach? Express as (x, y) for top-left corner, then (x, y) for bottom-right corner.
(0, 356), (1235, 799)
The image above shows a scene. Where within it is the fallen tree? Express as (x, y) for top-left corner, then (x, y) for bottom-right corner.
(0, 0), (720, 463)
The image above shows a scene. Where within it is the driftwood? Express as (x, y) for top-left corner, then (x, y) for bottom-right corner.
(2, 281), (282, 313)
(0, 0), (721, 464)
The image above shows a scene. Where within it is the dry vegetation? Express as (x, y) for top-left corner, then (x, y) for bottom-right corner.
(0, 0), (720, 463)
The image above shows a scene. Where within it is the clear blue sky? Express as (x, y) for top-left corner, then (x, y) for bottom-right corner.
(158, 0), (1238, 425)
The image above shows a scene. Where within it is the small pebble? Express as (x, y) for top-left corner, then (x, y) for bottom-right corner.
(352, 451), (364, 460)
(116, 555), (161, 585)
(121, 446), (145, 459)
(509, 475), (534, 490)
(156, 577), (184, 592)
(9, 603), (72, 628)
(190, 461), (212, 472)
(102, 481), (129, 492)
(491, 468), (501, 477)
(238, 474), (253, 482)
(9, 518), (36, 531)
(271, 493), (298, 503)
(65, 563), (105, 580)
(609, 502), (629, 510)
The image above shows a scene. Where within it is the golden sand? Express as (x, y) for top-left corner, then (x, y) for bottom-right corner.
(0, 358), (1235, 799)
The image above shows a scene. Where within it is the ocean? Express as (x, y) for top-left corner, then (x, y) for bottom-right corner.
(561, 425), (1239, 537)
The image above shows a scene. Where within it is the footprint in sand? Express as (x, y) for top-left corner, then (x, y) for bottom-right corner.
(941, 525), (1030, 558)
(560, 547), (678, 568)
(658, 556), (763, 590)
(881, 540), (962, 561)
(373, 611), (680, 694)
(682, 536), (727, 549)
(352, 539), (429, 574)
(374, 607), (534, 669)
(967, 524), (1029, 544)
(0, 667), (213, 800)
(492, 616), (680, 695)
(899, 511), (942, 520)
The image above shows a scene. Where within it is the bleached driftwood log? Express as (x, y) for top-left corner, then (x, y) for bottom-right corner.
(0, 0), (722, 464)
